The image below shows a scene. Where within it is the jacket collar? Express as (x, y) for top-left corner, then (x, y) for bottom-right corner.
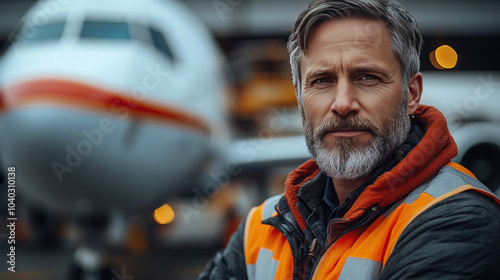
(284, 105), (458, 231)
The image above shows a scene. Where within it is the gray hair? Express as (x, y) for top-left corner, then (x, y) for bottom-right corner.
(288, 0), (423, 100)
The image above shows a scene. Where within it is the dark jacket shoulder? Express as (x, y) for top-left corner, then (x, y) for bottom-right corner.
(379, 190), (500, 279)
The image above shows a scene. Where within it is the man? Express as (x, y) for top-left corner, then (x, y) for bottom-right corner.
(199, 0), (500, 279)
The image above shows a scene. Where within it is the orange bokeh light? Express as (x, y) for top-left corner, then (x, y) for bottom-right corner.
(430, 45), (458, 69)
(153, 203), (175, 224)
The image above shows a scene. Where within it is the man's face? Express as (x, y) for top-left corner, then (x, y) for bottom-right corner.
(299, 18), (411, 180)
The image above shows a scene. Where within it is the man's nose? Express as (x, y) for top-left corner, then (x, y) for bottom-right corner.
(329, 79), (360, 116)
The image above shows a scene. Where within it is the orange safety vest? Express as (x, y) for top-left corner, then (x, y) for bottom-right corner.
(243, 163), (500, 279)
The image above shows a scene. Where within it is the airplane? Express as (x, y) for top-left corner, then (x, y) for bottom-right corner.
(0, 0), (233, 215)
(1, 0), (499, 279)
(0, 0), (247, 278)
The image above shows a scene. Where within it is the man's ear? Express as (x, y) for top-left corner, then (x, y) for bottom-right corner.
(407, 72), (423, 115)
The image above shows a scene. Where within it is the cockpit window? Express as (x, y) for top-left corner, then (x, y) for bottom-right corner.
(24, 21), (66, 43)
(149, 27), (175, 62)
(80, 21), (130, 40)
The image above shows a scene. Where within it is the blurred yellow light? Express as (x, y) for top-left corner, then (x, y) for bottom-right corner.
(154, 204), (175, 225)
(430, 45), (458, 69)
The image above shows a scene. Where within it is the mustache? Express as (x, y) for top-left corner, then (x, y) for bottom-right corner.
(314, 116), (379, 139)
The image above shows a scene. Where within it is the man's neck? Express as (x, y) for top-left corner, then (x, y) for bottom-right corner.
(332, 176), (370, 204)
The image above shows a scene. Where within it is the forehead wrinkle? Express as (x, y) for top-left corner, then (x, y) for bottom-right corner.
(303, 45), (390, 75)
(307, 18), (387, 46)
(303, 62), (338, 81)
(303, 57), (392, 80)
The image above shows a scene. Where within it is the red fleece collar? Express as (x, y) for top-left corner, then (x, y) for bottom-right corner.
(284, 105), (458, 231)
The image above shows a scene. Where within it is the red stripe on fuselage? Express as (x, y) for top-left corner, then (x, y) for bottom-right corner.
(0, 79), (211, 134)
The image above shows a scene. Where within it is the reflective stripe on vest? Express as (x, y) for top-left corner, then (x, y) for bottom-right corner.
(244, 163), (500, 280)
(244, 194), (293, 279)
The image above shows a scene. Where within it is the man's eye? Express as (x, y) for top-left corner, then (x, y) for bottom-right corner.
(313, 77), (332, 84)
(360, 74), (379, 81)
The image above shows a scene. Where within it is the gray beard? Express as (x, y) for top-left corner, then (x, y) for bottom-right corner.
(302, 102), (410, 181)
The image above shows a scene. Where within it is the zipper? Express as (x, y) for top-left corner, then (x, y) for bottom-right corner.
(273, 207), (307, 279)
(308, 206), (379, 279)
(308, 238), (320, 258)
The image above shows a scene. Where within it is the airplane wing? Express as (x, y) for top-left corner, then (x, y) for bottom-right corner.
(228, 135), (311, 172)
